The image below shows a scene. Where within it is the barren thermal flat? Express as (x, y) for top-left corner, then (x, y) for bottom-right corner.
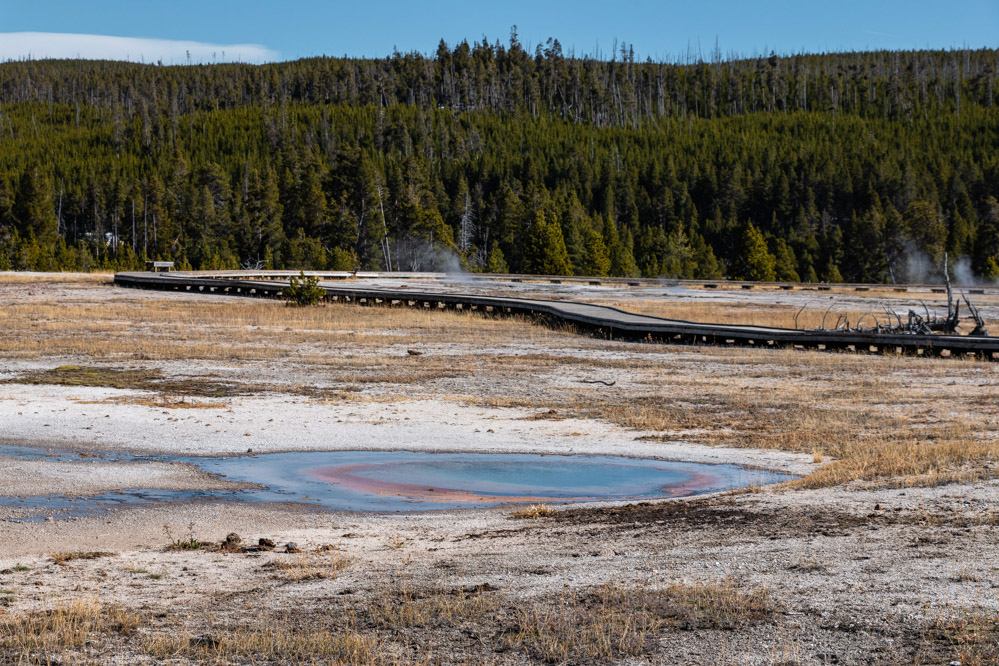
(0, 275), (997, 665)
(0, 456), (253, 497)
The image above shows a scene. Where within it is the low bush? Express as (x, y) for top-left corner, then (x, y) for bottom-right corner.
(282, 272), (326, 307)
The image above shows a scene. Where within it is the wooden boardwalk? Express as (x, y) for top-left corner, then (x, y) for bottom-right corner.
(113, 271), (999, 360)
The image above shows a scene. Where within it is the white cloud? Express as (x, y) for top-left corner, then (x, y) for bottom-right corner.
(0, 32), (279, 64)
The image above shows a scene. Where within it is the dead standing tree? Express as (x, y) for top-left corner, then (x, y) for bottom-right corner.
(812, 254), (989, 337)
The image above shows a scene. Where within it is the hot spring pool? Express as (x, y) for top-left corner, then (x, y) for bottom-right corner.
(0, 447), (795, 520)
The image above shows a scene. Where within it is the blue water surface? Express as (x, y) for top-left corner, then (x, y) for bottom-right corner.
(0, 446), (794, 521)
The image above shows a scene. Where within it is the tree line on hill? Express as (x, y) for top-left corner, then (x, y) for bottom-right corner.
(0, 37), (997, 282)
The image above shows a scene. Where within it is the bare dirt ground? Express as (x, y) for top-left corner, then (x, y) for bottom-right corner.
(0, 274), (997, 665)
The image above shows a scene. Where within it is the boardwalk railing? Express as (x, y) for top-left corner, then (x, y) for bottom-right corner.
(113, 271), (999, 360)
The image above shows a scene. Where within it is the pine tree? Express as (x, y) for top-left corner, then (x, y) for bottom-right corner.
(659, 227), (695, 279)
(523, 211), (571, 275)
(485, 245), (509, 273)
(14, 167), (57, 242)
(974, 197), (999, 276)
(822, 258), (844, 283)
(577, 227), (611, 276)
(691, 232), (723, 279)
(771, 237), (800, 282)
(984, 257), (999, 280)
(735, 223), (776, 281)
(298, 163), (329, 240)
(241, 167), (285, 266)
(0, 177), (15, 231)
(904, 200), (948, 266)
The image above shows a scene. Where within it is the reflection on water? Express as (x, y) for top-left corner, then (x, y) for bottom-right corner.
(0, 447), (794, 521)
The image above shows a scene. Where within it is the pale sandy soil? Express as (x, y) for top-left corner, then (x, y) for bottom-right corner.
(0, 456), (253, 497)
(0, 275), (996, 665)
(0, 384), (814, 471)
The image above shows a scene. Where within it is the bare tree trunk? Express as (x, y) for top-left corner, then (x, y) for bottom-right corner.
(459, 193), (475, 252)
(56, 184), (63, 237)
(375, 182), (391, 271)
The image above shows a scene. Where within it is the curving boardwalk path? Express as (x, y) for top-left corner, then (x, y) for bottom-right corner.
(114, 271), (999, 360)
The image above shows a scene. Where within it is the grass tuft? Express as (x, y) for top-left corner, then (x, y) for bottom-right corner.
(266, 552), (351, 582)
(511, 503), (558, 519)
(164, 523), (208, 551)
(50, 551), (114, 566)
(920, 612), (999, 666)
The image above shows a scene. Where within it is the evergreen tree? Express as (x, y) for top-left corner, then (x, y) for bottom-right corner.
(14, 167), (57, 242)
(0, 45), (996, 279)
(0, 177), (15, 231)
(577, 227), (611, 276)
(691, 232), (723, 279)
(974, 197), (999, 276)
(666, 227), (697, 278)
(771, 237), (800, 282)
(523, 211), (571, 275)
(735, 224), (777, 281)
(241, 167), (285, 266)
(904, 200), (948, 267)
(822, 258), (844, 283)
(485, 245), (509, 273)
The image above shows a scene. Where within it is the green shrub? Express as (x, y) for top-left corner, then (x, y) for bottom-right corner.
(282, 271), (326, 306)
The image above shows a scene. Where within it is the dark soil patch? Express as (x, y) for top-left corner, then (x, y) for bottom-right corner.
(556, 497), (887, 540)
(8, 365), (244, 398)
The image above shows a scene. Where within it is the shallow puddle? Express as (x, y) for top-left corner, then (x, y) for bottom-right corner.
(1, 447), (794, 520)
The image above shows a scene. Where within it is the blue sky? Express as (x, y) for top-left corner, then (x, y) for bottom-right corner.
(1, 0), (997, 64)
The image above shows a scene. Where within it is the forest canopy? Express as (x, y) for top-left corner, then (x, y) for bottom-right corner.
(0, 37), (997, 283)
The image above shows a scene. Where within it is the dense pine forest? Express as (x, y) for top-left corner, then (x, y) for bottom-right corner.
(1, 35), (998, 282)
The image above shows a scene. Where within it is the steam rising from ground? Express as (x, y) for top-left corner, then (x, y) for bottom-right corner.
(390, 237), (468, 279)
(902, 248), (998, 287)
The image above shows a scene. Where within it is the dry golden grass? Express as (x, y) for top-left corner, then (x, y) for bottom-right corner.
(508, 577), (776, 663)
(0, 272), (112, 283)
(8, 277), (998, 489)
(0, 294), (576, 362)
(0, 598), (141, 659)
(369, 579), (502, 631)
(789, 431), (997, 488)
(363, 561), (775, 663)
(50, 551), (114, 566)
(0, 571), (970, 665)
(77, 395), (229, 409)
(144, 617), (389, 665)
(628, 396), (995, 489)
(510, 503), (558, 519)
(267, 552), (351, 581)
(918, 611), (999, 666)
(601, 299), (871, 329)
(0, 574), (771, 665)
(18, 576), (773, 665)
(459, 343), (999, 488)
